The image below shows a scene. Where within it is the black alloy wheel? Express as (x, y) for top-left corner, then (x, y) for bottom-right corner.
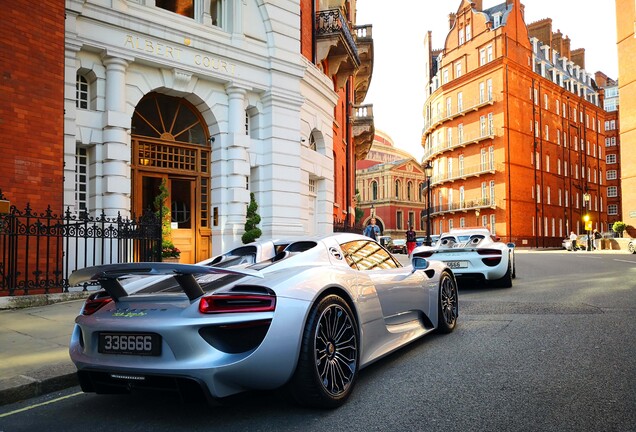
(288, 295), (358, 408)
(437, 271), (458, 333)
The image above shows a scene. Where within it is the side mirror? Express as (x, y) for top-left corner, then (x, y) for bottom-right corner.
(507, 242), (516, 248)
(412, 257), (429, 271)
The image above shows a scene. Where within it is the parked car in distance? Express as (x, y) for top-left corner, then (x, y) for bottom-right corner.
(562, 234), (588, 251)
(412, 228), (515, 288)
(377, 235), (391, 248)
(628, 240), (635, 254)
(416, 235), (440, 247)
(388, 238), (407, 254)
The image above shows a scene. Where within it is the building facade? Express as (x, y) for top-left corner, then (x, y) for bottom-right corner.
(595, 72), (622, 231)
(616, 0), (636, 237)
(62, 0), (373, 263)
(356, 131), (427, 240)
(421, 0), (607, 247)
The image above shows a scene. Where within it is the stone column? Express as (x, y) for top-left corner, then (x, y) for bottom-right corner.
(101, 54), (131, 217)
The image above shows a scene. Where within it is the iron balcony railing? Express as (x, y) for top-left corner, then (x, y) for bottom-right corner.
(315, 9), (360, 67)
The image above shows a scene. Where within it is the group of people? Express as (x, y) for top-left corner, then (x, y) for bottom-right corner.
(363, 217), (418, 255)
(569, 229), (602, 251)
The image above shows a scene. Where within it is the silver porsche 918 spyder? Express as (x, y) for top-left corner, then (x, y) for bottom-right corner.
(69, 233), (458, 408)
(412, 228), (516, 288)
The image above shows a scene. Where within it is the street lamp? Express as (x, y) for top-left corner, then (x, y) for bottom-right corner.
(475, 208), (480, 226)
(583, 192), (591, 251)
(424, 161), (433, 246)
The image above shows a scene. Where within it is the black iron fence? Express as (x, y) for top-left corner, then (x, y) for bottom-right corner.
(334, 218), (363, 234)
(0, 200), (161, 296)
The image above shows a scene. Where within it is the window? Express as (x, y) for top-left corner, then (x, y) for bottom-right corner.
(156, 0), (194, 18)
(465, 24), (472, 41)
(443, 69), (449, 84)
(608, 205), (618, 215)
(480, 148), (487, 170)
(544, 94), (549, 109)
(458, 124), (464, 143)
(544, 125), (549, 140)
(446, 97), (452, 116)
(606, 154), (617, 164)
(447, 128), (453, 145)
(480, 116), (486, 137)
(341, 240), (398, 271)
(407, 182), (413, 200)
(395, 180), (401, 199)
(493, 13), (502, 28)
(489, 146), (494, 169)
(534, 121), (539, 138)
(487, 79), (493, 100)
(480, 49), (486, 66)
(490, 214), (496, 235)
(75, 147), (88, 214)
(487, 45), (493, 62)
(459, 154), (464, 176)
(210, 0), (223, 26)
(607, 186), (618, 197)
(479, 82), (485, 103)
(456, 62), (462, 78)
(371, 181), (378, 200)
(489, 180), (495, 204)
(397, 211), (403, 229)
(556, 100), (560, 115)
(457, 92), (463, 111)
(547, 186), (551, 204)
(488, 113), (494, 135)
(459, 27), (465, 45)
(607, 170), (617, 180)
(546, 155), (550, 172)
(76, 74), (89, 109)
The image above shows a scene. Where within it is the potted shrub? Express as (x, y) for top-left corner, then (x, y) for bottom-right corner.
(154, 179), (181, 262)
(612, 221), (627, 238)
(242, 193), (262, 244)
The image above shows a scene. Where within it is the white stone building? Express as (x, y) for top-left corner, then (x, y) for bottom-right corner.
(65, 0), (338, 262)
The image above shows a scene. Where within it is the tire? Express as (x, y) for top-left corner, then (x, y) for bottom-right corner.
(437, 271), (458, 334)
(511, 253), (516, 279)
(491, 261), (513, 288)
(287, 295), (358, 409)
(629, 242), (635, 254)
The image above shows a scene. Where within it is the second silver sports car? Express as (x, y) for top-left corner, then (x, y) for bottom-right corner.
(69, 233), (458, 408)
(412, 228), (516, 288)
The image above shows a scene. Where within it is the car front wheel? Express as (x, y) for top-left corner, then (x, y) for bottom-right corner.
(437, 271), (458, 333)
(629, 242), (635, 254)
(288, 294), (358, 408)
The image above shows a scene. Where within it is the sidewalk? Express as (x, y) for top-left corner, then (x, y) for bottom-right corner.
(0, 298), (85, 406)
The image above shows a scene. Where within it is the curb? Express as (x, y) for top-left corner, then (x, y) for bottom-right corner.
(0, 365), (78, 406)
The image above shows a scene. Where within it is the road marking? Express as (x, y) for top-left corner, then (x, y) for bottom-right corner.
(614, 259), (636, 264)
(0, 391), (83, 418)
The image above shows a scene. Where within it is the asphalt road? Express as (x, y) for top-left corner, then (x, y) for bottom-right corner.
(1, 250), (635, 432)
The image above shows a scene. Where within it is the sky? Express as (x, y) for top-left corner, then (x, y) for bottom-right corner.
(355, 0), (619, 161)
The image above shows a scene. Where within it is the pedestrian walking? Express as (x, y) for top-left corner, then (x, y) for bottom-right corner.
(406, 224), (417, 256)
(364, 217), (381, 240)
(593, 229), (602, 250)
(569, 231), (578, 251)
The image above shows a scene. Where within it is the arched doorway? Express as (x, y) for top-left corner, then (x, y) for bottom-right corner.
(131, 92), (211, 263)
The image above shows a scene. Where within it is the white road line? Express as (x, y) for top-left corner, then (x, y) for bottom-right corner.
(614, 259), (636, 264)
(0, 391), (83, 418)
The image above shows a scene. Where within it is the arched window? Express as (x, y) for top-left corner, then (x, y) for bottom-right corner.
(395, 180), (401, 199)
(371, 181), (378, 201)
(76, 74), (89, 109)
(407, 181), (413, 201)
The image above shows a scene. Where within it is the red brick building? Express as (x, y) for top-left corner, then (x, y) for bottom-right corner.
(422, 0), (607, 247)
(0, 1), (65, 211)
(356, 131), (427, 239)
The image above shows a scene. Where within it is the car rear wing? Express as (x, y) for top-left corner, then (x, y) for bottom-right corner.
(69, 263), (263, 302)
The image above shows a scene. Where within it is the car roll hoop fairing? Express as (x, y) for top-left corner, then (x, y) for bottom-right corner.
(69, 263), (263, 301)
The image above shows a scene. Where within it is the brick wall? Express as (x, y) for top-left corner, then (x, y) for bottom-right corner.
(0, 1), (65, 212)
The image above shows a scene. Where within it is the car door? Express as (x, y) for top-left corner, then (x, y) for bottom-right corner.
(341, 240), (429, 321)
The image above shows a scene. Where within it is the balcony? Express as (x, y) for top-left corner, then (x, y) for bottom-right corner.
(429, 197), (498, 216)
(352, 104), (375, 160)
(422, 128), (501, 161)
(430, 163), (503, 187)
(316, 8), (361, 89)
(423, 94), (499, 135)
(353, 25), (373, 104)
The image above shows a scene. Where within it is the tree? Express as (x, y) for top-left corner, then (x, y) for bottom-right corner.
(154, 179), (180, 258)
(612, 221), (627, 238)
(242, 192), (262, 244)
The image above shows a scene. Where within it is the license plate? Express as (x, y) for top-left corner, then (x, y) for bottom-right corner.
(98, 332), (161, 356)
(446, 261), (468, 269)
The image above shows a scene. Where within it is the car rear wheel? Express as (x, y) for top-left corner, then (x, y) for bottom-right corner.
(437, 271), (458, 333)
(491, 262), (513, 288)
(288, 294), (358, 408)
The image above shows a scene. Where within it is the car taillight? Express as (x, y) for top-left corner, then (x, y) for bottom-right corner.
(199, 294), (276, 314)
(477, 249), (502, 256)
(82, 292), (113, 315)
